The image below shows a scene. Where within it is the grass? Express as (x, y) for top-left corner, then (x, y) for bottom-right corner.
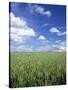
(9, 52), (66, 88)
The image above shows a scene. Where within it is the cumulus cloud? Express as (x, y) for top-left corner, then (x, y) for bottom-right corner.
(11, 27), (35, 37)
(43, 11), (52, 17)
(37, 35), (46, 40)
(49, 27), (66, 36)
(10, 12), (66, 52)
(34, 5), (52, 17)
(52, 46), (66, 52)
(10, 12), (36, 43)
(57, 31), (66, 36)
(51, 41), (66, 52)
(10, 32), (22, 42)
(49, 27), (60, 33)
(59, 47), (66, 51)
(28, 4), (52, 17)
(10, 12), (26, 28)
(37, 40), (66, 52)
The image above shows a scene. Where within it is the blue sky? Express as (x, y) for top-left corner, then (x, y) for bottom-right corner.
(9, 2), (66, 52)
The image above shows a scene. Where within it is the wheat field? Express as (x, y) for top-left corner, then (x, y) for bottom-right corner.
(9, 52), (66, 88)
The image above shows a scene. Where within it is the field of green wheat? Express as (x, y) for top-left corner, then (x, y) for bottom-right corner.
(9, 52), (66, 88)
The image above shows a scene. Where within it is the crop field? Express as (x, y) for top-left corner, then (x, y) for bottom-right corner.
(9, 52), (66, 88)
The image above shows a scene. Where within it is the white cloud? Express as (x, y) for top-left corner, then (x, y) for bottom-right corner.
(55, 40), (61, 43)
(38, 43), (66, 52)
(37, 35), (46, 40)
(37, 46), (52, 52)
(59, 47), (66, 51)
(35, 5), (52, 17)
(34, 5), (44, 13)
(11, 27), (35, 37)
(43, 11), (52, 17)
(17, 28), (35, 37)
(16, 45), (33, 52)
(49, 27), (66, 36)
(37, 40), (66, 52)
(10, 33), (22, 42)
(10, 12), (36, 43)
(49, 27), (60, 33)
(10, 12), (26, 27)
(43, 23), (51, 27)
(29, 5), (52, 17)
(57, 31), (66, 36)
(51, 41), (66, 52)
(60, 41), (66, 47)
